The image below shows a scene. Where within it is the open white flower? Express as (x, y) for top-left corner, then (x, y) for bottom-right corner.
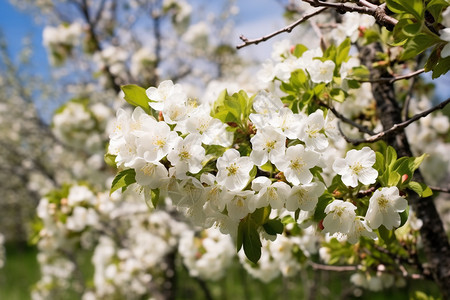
(333, 147), (378, 187)
(286, 181), (325, 212)
(135, 121), (178, 162)
(250, 126), (286, 166)
(146, 80), (184, 111)
(216, 149), (254, 191)
(251, 176), (291, 210)
(298, 109), (328, 150)
(131, 158), (169, 189)
(227, 190), (255, 220)
(306, 60), (335, 83)
(185, 109), (232, 147)
(167, 133), (205, 179)
(347, 217), (377, 244)
(365, 187), (408, 230)
(273, 144), (320, 185)
(268, 107), (304, 139)
(323, 200), (357, 234)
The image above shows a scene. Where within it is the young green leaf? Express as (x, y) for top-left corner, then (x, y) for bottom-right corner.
(110, 169), (136, 195)
(121, 85), (152, 114)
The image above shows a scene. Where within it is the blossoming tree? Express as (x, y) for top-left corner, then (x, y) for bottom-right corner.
(106, 0), (450, 298)
(5, 0), (450, 299)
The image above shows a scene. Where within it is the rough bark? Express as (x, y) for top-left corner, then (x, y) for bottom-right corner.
(360, 43), (450, 299)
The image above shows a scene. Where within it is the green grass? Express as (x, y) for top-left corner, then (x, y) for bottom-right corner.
(0, 243), (39, 300)
(0, 244), (441, 300)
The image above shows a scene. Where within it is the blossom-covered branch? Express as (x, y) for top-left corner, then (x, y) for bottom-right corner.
(343, 98), (450, 145)
(302, 0), (398, 31)
(236, 7), (327, 49)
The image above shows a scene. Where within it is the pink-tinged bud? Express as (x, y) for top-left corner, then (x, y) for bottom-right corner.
(318, 219), (324, 231)
(290, 45), (295, 54)
(401, 174), (409, 184)
(358, 26), (366, 37)
(158, 111), (164, 122)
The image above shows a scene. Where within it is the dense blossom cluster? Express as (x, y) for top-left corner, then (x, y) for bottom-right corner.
(23, 1), (450, 298)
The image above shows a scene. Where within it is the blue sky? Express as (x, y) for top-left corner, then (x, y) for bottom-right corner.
(0, 0), (447, 104)
(0, 0), (48, 68)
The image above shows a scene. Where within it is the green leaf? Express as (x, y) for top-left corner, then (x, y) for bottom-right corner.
(293, 44), (308, 58)
(373, 151), (386, 177)
(402, 21), (423, 37)
(386, 0), (407, 14)
(424, 47), (440, 72)
(110, 169), (136, 195)
(263, 219), (284, 235)
(251, 207), (270, 225)
(410, 153), (426, 172)
(385, 146), (398, 168)
(336, 38), (351, 66)
(151, 188), (160, 208)
(313, 192), (334, 222)
(399, 206), (409, 227)
(432, 56), (450, 79)
(104, 153), (117, 167)
(242, 218), (262, 264)
(401, 33), (441, 60)
(426, 0), (449, 21)
(378, 225), (396, 245)
(408, 181), (433, 197)
(388, 171), (401, 186)
(330, 88), (347, 103)
(121, 84), (152, 114)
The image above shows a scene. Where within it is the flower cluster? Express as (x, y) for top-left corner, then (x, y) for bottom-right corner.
(178, 227), (235, 281)
(108, 81), (342, 241)
(42, 22), (83, 65)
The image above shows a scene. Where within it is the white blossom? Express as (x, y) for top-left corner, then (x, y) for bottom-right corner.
(286, 181), (325, 212)
(216, 149), (254, 191)
(306, 60), (335, 83)
(273, 144), (320, 186)
(333, 147), (378, 187)
(365, 187), (408, 229)
(323, 200), (357, 235)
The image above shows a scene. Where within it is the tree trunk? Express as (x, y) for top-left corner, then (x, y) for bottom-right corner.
(360, 43), (450, 299)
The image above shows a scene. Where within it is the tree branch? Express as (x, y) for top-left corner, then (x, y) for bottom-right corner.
(302, 0), (398, 31)
(344, 97), (450, 145)
(319, 101), (376, 135)
(236, 7), (327, 49)
(358, 68), (425, 84)
(308, 261), (358, 272)
(429, 186), (450, 193)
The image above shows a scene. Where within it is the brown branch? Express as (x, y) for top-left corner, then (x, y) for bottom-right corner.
(308, 261), (358, 272)
(344, 97), (450, 145)
(302, 0), (398, 31)
(429, 186), (450, 193)
(236, 7), (327, 49)
(319, 101), (376, 135)
(358, 68), (425, 84)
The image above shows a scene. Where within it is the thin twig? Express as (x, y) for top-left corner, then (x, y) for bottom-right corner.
(429, 186), (450, 193)
(308, 261), (358, 272)
(319, 101), (376, 135)
(358, 68), (425, 84)
(302, 0), (398, 31)
(236, 7), (327, 49)
(344, 98), (450, 145)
